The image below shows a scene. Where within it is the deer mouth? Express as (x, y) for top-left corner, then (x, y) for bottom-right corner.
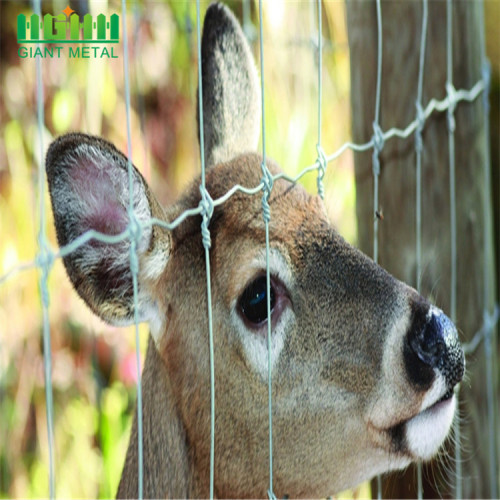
(389, 390), (456, 460)
(404, 389), (454, 428)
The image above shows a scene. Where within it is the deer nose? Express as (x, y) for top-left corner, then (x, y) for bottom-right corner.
(404, 304), (465, 392)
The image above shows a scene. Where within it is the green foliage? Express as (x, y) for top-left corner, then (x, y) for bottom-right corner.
(98, 383), (132, 498)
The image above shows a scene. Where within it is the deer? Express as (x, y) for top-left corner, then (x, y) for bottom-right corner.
(45, 3), (465, 498)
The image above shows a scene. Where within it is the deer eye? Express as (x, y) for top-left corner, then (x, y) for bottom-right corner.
(239, 275), (276, 326)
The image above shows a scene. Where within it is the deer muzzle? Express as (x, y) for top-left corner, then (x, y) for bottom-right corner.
(405, 302), (465, 396)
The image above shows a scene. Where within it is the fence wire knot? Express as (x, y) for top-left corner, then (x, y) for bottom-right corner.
(316, 143), (327, 199)
(261, 162), (274, 223)
(446, 82), (457, 133)
(267, 489), (277, 500)
(127, 210), (143, 275)
(35, 242), (55, 308)
(482, 59), (491, 113)
(415, 101), (425, 154)
(463, 305), (499, 356)
(482, 305), (500, 360)
(129, 243), (140, 276)
(128, 212), (142, 241)
(35, 244), (55, 273)
(484, 305), (500, 341)
(372, 121), (385, 154)
(199, 185), (214, 249)
(371, 122), (384, 177)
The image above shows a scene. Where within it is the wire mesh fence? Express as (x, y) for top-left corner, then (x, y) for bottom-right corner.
(0, 0), (498, 498)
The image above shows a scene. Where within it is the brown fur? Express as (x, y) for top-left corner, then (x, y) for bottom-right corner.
(116, 155), (420, 497)
(46, 4), (463, 498)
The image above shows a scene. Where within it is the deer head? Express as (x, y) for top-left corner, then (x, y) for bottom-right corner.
(46, 3), (464, 498)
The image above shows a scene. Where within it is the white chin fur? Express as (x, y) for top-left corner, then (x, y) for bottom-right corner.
(406, 395), (456, 460)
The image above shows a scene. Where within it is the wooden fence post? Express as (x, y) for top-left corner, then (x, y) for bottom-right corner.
(346, 1), (498, 497)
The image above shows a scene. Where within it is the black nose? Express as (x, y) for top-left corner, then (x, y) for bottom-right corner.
(404, 302), (465, 392)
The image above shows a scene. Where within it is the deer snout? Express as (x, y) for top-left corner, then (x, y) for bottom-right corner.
(405, 303), (465, 395)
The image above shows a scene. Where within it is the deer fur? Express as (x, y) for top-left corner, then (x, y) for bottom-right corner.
(46, 3), (464, 498)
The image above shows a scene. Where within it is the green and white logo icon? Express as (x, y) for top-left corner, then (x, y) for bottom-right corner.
(17, 5), (119, 44)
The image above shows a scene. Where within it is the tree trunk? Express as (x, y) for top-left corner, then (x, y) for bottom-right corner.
(346, 1), (498, 498)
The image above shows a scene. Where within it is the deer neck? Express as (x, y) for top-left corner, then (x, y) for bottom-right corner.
(116, 335), (196, 498)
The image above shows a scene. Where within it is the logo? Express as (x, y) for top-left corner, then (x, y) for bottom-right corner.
(17, 6), (119, 59)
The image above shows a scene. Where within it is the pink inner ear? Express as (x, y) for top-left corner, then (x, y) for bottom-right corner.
(84, 201), (128, 236)
(71, 157), (129, 236)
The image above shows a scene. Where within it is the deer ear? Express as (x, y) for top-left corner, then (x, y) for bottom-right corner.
(46, 133), (171, 327)
(198, 2), (261, 168)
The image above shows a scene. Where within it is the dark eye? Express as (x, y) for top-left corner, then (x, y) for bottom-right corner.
(239, 275), (276, 325)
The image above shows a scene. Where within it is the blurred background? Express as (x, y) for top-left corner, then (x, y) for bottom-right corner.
(0, 1), (498, 498)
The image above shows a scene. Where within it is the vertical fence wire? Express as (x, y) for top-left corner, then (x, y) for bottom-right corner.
(243, 0), (251, 32)
(372, 0), (384, 497)
(33, 0), (55, 496)
(415, 0), (428, 302)
(372, 0), (384, 270)
(120, 2), (143, 498)
(446, 0), (457, 340)
(196, 3), (216, 498)
(445, 1), (461, 498)
(478, 1), (498, 496)
(482, 65), (498, 500)
(315, 0), (326, 200)
(242, 0), (254, 42)
(414, 1), (429, 497)
(256, 2), (275, 498)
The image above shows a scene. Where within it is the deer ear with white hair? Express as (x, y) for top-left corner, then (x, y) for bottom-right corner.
(46, 133), (171, 329)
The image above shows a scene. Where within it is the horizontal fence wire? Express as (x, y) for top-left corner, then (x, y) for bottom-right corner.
(0, 78), (488, 291)
(0, 1), (498, 498)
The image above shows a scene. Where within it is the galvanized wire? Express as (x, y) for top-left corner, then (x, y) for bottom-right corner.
(1, 76), (487, 289)
(257, 2), (276, 498)
(372, 0), (383, 268)
(121, 2), (144, 498)
(1, 3), (497, 499)
(373, 1), (384, 496)
(33, 0), (55, 496)
(445, 2), (462, 498)
(415, 0), (428, 295)
(316, 0), (326, 200)
(196, 2), (216, 498)
(414, 1), (428, 497)
(478, 1), (498, 496)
